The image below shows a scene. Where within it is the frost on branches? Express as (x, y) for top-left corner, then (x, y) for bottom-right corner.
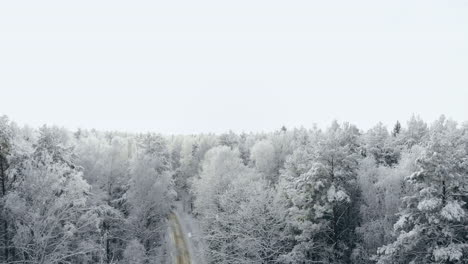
(377, 117), (468, 264)
(1, 115), (467, 264)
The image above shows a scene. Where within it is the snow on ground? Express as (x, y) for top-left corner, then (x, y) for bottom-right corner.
(172, 202), (207, 264)
(168, 212), (191, 264)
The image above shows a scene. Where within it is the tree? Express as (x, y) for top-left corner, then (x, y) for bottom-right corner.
(354, 146), (423, 263)
(0, 116), (13, 262)
(194, 146), (290, 263)
(126, 134), (175, 259)
(314, 122), (361, 263)
(5, 149), (99, 263)
(34, 126), (76, 167)
(75, 132), (131, 263)
(377, 117), (468, 263)
(363, 123), (400, 166)
(268, 129), (295, 180)
(192, 146), (246, 218)
(0, 119), (38, 262)
(392, 121), (401, 137)
(277, 146), (336, 263)
(218, 131), (240, 150)
(175, 137), (197, 195)
(209, 175), (290, 264)
(278, 122), (361, 263)
(1, 114), (467, 264)
(402, 115), (428, 148)
(250, 139), (277, 183)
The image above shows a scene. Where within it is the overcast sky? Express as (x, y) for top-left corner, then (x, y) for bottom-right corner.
(0, 0), (467, 134)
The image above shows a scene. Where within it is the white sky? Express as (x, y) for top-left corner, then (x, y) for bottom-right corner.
(1, 0), (467, 134)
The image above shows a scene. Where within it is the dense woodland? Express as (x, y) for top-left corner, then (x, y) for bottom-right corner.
(0, 115), (467, 264)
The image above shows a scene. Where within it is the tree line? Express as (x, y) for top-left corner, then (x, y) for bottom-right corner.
(0, 115), (467, 263)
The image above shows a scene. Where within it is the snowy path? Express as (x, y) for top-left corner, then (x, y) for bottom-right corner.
(168, 212), (192, 264)
(167, 200), (207, 264)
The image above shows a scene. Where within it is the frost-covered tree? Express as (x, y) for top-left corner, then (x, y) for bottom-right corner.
(0, 114), (467, 264)
(277, 145), (329, 263)
(34, 126), (76, 167)
(209, 175), (290, 264)
(5, 132), (100, 263)
(192, 146), (245, 217)
(175, 137), (197, 191)
(1, 119), (37, 262)
(237, 132), (255, 165)
(363, 123), (400, 166)
(401, 115), (428, 148)
(175, 134), (218, 212)
(75, 132), (131, 262)
(194, 146), (290, 263)
(265, 128), (296, 182)
(377, 117), (468, 263)
(127, 134), (175, 259)
(278, 122), (361, 263)
(250, 139), (277, 182)
(0, 116), (14, 262)
(392, 121), (402, 137)
(355, 146), (423, 263)
(218, 131), (240, 149)
(0, 116), (18, 262)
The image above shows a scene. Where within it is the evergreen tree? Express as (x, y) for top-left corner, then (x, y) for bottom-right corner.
(278, 122), (361, 263)
(392, 121), (401, 137)
(377, 117), (468, 263)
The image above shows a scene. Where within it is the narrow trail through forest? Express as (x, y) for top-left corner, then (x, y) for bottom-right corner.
(169, 212), (192, 264)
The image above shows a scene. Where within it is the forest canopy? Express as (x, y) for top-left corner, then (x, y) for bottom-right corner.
(0, 115), (467, 263)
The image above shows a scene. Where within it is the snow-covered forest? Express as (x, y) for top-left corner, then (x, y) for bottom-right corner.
(0, 114), (467, 264)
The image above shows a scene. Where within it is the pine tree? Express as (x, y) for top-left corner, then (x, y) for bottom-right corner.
(278, 122), (361, 263)
(392, 121), (401, 137)
(377, 117), (468, 263)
